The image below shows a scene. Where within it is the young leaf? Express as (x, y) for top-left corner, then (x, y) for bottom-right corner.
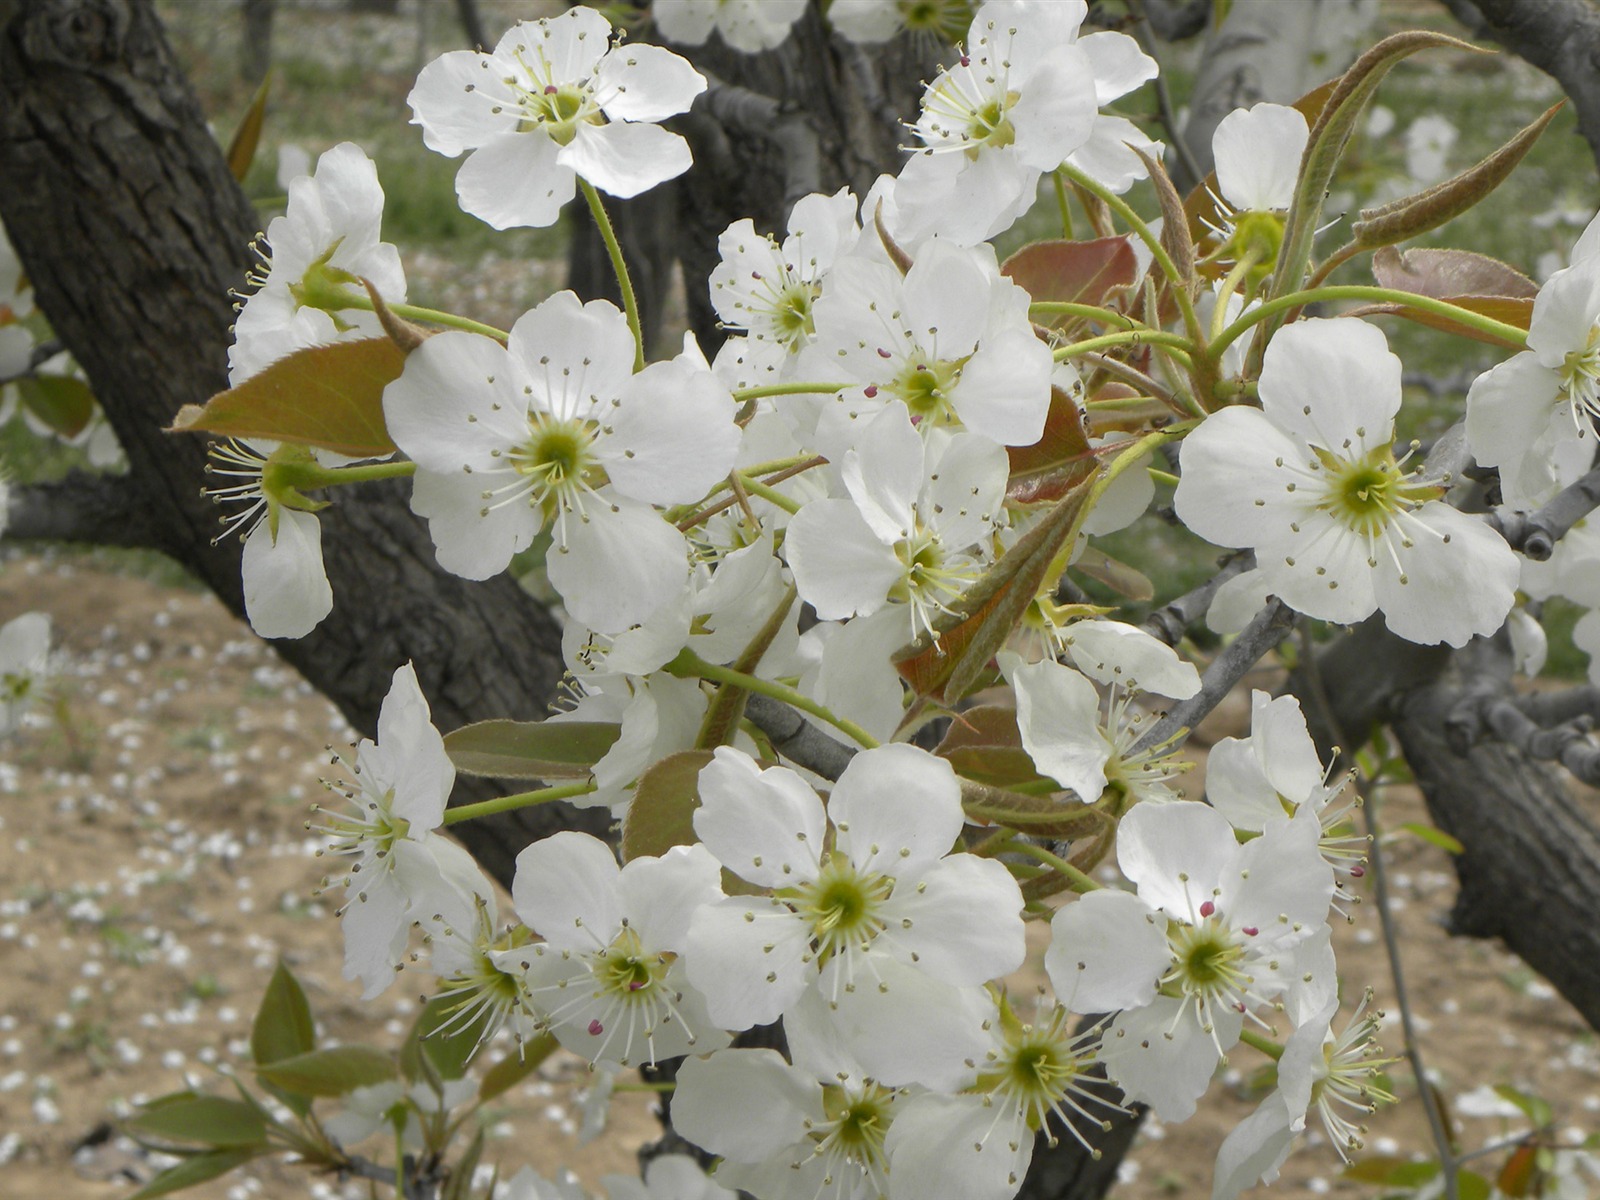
(477, 1032), (559, 1104)
(1397, 821), (1464, 855)
(16, 375), (95, 439)
(934, 706), (1048, 789)
(1493, 1084), (1554, 1130)
(621, 749), (713, 863)
(226, 71), (272, 183)
(1001, 237), (1138, 324)
(1007, 383), (1095, 492)
(401, 995), (492, 1083)
(251, 959), (315, 1066)
(1352, 102), (1564, 248)
(168, 338), (403, 458)
(126, 1148), (262, 1200)
(125, 1092), (270, 1149)
(960, 780), (1106, 837)
(442, 719), (620, 779)
(256, 1044), (396, 1097)
(1371, 246), (1538, 299)
(1129, 144), (1196, 298)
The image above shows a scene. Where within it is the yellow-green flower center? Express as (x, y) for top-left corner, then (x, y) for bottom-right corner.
(1314, 445), (1437, 540)
(595, 926), (670, 1000)
(786, 854), (893, 963)
(1561, 322), (1600, 426)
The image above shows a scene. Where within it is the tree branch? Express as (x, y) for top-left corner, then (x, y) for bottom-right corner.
(696, 78), (822, 212)
(743, 693), (857, 781)
(1140, 551), (1253, 646)
(3, 472), (166, 549)
(1487, 462), (1600, 560)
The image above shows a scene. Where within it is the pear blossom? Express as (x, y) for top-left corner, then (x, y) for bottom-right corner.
(1175, 318), (1519, 647)
(1050, 802), (1335, 1122)
(798, 238), (1053, 453)
(229, 141), (407, 384)
(1467, 210), (1600, 509)
(1000, 625), (1200, 806)
(1063, 29), (1162, 195)
(1206, 691), (1367, 887)
(784, 402), (1008, 638)
(885, 995), (1116, 1200)
(708, 188), (859, 387)
(382, 291), (741, 633)
(684, 744), (1026, 1057)
(0, 611), (53, 736)
(652, 0), (807, 54)
(407, 8), (706, 229)
(828, 0), (974, 44)
(893, 2), (1102, 245)
(1205, 103), (1309, 271)
(204, 438), (334, 640)
(498, 832), (730, 1067)
(313, 663), (490, 998)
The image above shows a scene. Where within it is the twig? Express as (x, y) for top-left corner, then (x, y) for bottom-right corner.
(342, 1153), (440, 1200)
(1139, 550), (1253, 646)
(1296, 623), (1461, 1200)
(1448, 687), (1600, 786)
(3, 473), (165, 548)
(1074, 350), (1179, 410)
(1126, 0), (1205, 190)
(1135, 594), (1292, 752)
(742, 693), (858, 781)
(1511, 685), (1600, 727)
(697, 78), (821, 212)
(1487, 463), (1600, 561)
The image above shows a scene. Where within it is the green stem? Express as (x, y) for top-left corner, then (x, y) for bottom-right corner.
(579, 178), (644, 372)
(1060, 162), (1203, 347)
(1005, 840), (1100, 893)
(340, 292), (509, 341)
(1053, 169), (1075, 239)
(442, 780), (597, 825)
(1053, 329), (1195, 359)
(731, 381), (854, 401)
(1209, 251), (1259, 341)
(1029, 301), (1143, 330)
(663, 649), (881, 749)
(1208, 284), (1529, 363)
(1239, 1028), (1285, 1060)
(318, 460), (417, 486)
(737, 472), (803, 515)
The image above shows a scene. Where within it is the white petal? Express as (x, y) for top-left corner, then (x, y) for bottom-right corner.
(1117, 799), (1240, 917)
(383, 331), (529, 473)
(559, 122), (692, 199)
(1173, 407), (1304, 549)
(1063, 619), (1201, 698)
(595, 44), (706, 122)
(1528, 257), (1600, 368)
(829, 743), (962, 878)
(1103, 997), (1240, 1123)
(887, 1093), (1031, 1200)
(684, 899), (811, 1029)
(373, 663), (454, 827)
(1004, 654), (1111, 801)
(1258, 319), (1400, 452)
(241, 508), (332, 640)
(671, 1049), (820, 1160)
(511, 831), (621, 951)
(407, 49), (517, 157)
(1464, 352), (1563, 471)
(1008, 43), (1098, 170)
(1211, 1096), (1297, 1200)
(785, 498), (901, 620)
(548, 503), (691, 634)
(507, 291), (635, 420)
(1213, 103), (1309, 212)
(1079, 31), (1159, 104)
(409, 466), (538, 581)
(1374, 501), (1518, 647)
(616, 843), (722, 951)
(841, 402), (923, 543)
(821, 955), (991, 1090)
(457, 132), (575, 230)
(1046, 888), (1168, 1013)
(694, 747), (824, 888)
(602, 357), (741, 504)
(880, 854), (1026, 984)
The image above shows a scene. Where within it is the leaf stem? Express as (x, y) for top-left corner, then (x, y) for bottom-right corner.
(442, 780), (598, 825)
(579, 179), (644, 372)
(1004, 839), (1100, 893)
(341, 294), (509, 342)
(731, 381), (854, 401)
(1238, 1028), (1285, 1060)
(663, 649), (881, 749)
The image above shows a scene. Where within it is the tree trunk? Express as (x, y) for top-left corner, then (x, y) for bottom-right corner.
(240, 0), (272, 85)
(0, 0), (608, 889)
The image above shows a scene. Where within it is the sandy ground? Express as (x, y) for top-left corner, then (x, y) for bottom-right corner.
(1, 550), (1598, 1199)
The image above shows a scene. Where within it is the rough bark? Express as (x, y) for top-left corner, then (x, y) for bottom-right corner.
(1458, 0), (1600, 176)
(239, 0), (271, 84)
(0, 0), (607, 889)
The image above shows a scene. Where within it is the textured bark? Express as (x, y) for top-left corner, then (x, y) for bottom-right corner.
(0, 0), (607, 889)
(1459, 0), (1600, 176)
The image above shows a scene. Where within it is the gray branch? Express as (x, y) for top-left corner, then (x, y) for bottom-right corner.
(696, 78), (822, 213)
(1487, 462), (1600, 561)
(743, 693), (857, 781)
(4, 473), (166, 549)
(1511, 685), (1600, 727)
(1137, 596), (1295, 752)
(1140, 551), (1254, 646)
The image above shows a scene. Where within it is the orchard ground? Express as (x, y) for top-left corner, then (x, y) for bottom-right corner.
(6, 0), (1600, 1195)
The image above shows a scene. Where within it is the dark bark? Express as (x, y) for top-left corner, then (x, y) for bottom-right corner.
(452, 0), (486, 51)
(1459, 0), (1600, 176)
(0, 0), (607, 889)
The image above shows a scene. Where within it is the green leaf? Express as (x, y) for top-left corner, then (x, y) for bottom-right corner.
(226, 70), (272, 183)
(442, 719), (620, 780)
(1493, 1084), (1554, 1129)
(168, 338), (403, 458)
(1341, 1154), (1417, 1183)
(402, 995), (490, 1083)
(16, 375), (95, 438)
(1398, 821), (1464, 855)
(256, 1044), (396, 1097)
(1268, 31), (1484, 338)
(961, 780), (1107, 837)
(125, 1092), (270, 1149)
(622, 750), (712, 863)
(1001, 237), (1138, 324)
(478, 1032), (559, 1104)
(252, 960), (315, 1065)
(1353, 102), (1563, 248)
(126, 1148), (262, 1200)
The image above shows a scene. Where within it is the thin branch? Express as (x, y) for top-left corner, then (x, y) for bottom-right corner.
(341, 1153), (439, 1200)
(1510, 684), (1600, 727)
(696, 78), (822, 212)
(1126, 0), (1206, 190)
(1487, 462), (1600, 560)
(3, 473), (166, 549)
(743, 693), (858, 781)
(1135, 594), (1293, 752)
(1074, 350), (1178, 409)
(1139, 550), (1253, 646)
(1449, 688), (1600, 786)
